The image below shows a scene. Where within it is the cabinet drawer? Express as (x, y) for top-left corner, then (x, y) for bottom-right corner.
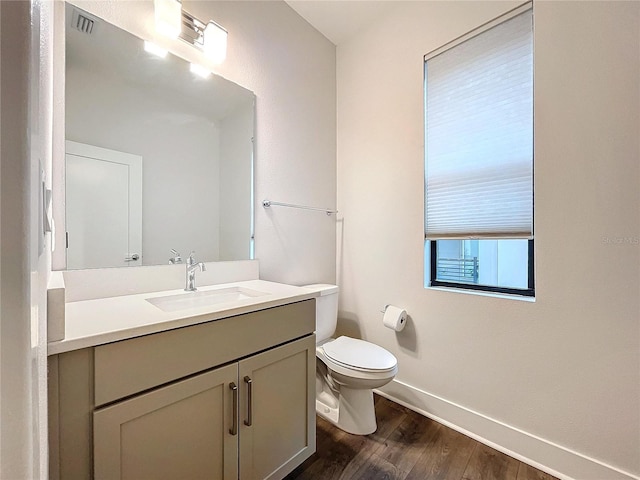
(94, 300), (315, 406)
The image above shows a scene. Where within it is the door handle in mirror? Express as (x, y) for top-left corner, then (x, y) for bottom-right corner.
(124, 253), (140, 261)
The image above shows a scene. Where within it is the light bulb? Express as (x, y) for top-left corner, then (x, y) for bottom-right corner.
(144, 41), (168, 58)
(154, 0), (181, 39)
(190, 62), (211, 78)
(203, 21), (227, 64)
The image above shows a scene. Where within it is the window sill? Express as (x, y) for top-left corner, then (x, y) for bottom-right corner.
(425, 285), (536, 302)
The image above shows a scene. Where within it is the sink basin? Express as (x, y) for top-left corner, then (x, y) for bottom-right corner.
(146, 286), (269, 313)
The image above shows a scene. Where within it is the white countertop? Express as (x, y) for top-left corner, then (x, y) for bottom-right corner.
(48, 280), (318, 355)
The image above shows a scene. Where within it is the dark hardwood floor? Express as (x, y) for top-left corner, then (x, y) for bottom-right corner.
(286, 396), (558, 480)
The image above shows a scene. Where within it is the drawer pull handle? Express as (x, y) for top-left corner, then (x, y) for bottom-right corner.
(244, 376), (253, 427)
(229, 382), (238, 435)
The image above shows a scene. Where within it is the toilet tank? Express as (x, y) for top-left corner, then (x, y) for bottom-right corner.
(302, 284), (339, 343)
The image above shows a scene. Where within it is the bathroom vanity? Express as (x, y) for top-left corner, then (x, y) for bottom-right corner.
(48, 279), (317, 480)
(49, 4), (318, 478)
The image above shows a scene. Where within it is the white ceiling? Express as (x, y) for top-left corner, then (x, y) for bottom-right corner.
(285, 1), (399, 46)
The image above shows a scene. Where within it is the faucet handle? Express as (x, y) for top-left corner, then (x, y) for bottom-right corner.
(169, 249), (182, 264)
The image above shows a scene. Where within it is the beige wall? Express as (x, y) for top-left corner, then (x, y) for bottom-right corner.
(1, 0), (53, 477)
(67, 0), (337, 285)
(337, 1), (639, 479)
(0, 4), (33, 475)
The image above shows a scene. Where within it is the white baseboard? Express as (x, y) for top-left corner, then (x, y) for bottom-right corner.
(375, 380), (639, 480)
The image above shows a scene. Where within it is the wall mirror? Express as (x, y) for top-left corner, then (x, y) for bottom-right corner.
(58, 4), (255, 270)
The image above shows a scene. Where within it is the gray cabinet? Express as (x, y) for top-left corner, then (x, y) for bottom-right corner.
(94, 364), (239, 480)
(239, 338), (316, 480)
(49, 300), (316, 480)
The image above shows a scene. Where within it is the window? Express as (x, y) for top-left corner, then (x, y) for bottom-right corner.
(424, 4), (534, 296)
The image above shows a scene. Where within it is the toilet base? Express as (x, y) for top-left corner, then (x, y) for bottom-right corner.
(316, 386), (377, 435)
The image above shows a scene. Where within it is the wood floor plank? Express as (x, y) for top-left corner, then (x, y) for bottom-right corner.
(404, 423), (476, 480)
(370, 396), (410, 443)
(376, 410), (440, 473)
(332, 396), (412, 478)
(287, 397), (404, 480)
(517, 462), (557, 480)
(462, 443), (520, 480)
(285, 417), (350, 480)
(287, 395), (559, 480)
(334, 432), (381, 479)
(290, 417), (386, 480)
(286, 433), (368, 479)
(349, 452), (408, 480)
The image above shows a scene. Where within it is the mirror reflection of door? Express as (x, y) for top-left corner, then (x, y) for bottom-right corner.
(65, 141), (142, 269)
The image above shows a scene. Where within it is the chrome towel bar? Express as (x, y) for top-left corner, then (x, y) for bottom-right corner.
(262, 199), (337, 216)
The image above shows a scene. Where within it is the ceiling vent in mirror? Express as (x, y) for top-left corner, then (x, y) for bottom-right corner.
(71, 9), (98, 35)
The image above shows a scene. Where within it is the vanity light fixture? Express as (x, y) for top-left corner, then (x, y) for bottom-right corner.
(189, 62), (211, 78)
(144, 41), (168, 58)
(153, 0), (182, 39)
(153, 0), (228, 64)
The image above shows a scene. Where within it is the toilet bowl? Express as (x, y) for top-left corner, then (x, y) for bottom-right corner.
(303, 284), (398, 435)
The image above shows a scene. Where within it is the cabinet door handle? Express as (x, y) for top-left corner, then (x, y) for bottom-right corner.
(229, 382), (238, 436)
(243, 376), (253, 427)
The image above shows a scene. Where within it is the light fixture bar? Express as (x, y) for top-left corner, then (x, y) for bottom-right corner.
(153, 0), (227, 64)
(180, 10), (206, 48)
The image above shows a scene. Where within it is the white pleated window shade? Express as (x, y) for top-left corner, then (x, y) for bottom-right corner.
(425, 7), (533, 240)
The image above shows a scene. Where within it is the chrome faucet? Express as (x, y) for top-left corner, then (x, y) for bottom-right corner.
(184, 251), (206, 292)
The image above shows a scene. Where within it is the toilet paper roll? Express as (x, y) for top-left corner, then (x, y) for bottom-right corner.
(383, 305), (407, 332)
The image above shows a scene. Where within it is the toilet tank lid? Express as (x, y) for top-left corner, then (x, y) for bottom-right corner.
(301, 284), (339, 296)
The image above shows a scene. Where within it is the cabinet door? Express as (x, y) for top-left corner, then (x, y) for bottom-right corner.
(239, 335), (316, 480)
(94, 364), (239, 480)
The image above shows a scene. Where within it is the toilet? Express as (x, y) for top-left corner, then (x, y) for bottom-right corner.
(302, 284), (398, 435)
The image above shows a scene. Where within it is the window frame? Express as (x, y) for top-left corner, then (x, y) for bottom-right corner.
(429, 239), (535, 297)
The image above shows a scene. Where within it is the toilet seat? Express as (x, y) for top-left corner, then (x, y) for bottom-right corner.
(321, 336), (397, 373)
